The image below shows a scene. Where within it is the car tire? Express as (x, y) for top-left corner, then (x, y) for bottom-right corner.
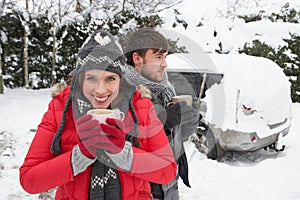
(206, 128), (224, 161)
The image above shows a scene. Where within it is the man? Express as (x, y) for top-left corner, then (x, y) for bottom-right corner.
(123, 27), (200, 200)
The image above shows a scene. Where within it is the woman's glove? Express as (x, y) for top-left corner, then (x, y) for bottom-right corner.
(72, 114), (98, 176)
(98, 118), (126, 154)
(76, 114), (126, 158)
(76, 114), (100, 158)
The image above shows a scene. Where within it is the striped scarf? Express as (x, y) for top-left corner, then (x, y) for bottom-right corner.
(123, 64), (176, 106)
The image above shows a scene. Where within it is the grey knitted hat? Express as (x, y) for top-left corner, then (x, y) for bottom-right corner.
(75, 29), (126, 77)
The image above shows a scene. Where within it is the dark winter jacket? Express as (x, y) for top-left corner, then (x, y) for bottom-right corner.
(19, 86), (177, 200)
(150, 96), (191, 199)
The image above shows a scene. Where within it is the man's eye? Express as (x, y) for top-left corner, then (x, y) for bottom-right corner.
(106, 76), (116, 81)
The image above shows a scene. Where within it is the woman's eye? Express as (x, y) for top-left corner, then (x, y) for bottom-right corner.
(86, 76), (97, 82)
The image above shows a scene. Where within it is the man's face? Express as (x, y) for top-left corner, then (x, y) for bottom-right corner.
(135, 49), (168, 82)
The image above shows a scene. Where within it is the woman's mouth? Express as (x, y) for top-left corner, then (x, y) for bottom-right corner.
(93, 94), (109, 103)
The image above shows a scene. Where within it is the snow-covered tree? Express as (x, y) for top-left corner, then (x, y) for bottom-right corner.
(218, 0), (263, 21)
(0, 0), (184, 89)
(0, 10), (24, 88)
(22, 0), (29, 88)
(0, 43), (3, 94)
(282, 34), (300, 102)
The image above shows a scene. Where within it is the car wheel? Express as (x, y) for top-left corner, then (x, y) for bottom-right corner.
(206, 128), (224, 161)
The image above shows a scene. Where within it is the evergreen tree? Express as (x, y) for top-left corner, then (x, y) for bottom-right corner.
(27, 15), (53, 89)
(239, 40), (277, 61)
(55, 20), (89, 84)
(282, 34), (300, 102)
(269, 3), (300, 23)
(0, 11), (24, 88)
(167, 38), (188, 54)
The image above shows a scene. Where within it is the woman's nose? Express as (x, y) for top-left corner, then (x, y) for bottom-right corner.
(95, 82), (107, 94)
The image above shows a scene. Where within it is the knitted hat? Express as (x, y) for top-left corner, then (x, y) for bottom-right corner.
(75, 29), (126, 77)
(51, 30), (138, 154)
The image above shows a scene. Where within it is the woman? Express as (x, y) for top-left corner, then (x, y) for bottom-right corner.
(19, 30), (177, 200)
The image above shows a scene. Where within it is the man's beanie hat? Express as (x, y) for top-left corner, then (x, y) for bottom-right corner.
(51, 30), (127, 154)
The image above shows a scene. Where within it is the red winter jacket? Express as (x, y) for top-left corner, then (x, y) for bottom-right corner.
(19, 86), (177, 200)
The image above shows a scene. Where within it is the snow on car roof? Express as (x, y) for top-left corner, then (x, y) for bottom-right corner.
(166, 53), (219, 73)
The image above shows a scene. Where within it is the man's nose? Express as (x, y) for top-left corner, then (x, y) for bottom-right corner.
(161, 58), (167, 68)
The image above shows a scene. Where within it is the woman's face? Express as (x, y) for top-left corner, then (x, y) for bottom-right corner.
(82, 69), (120, 109)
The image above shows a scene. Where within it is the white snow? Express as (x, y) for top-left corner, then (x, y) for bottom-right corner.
(0, 88), (51, 199)
(0, 87), (300, 199)
(161, 0), (300, 53)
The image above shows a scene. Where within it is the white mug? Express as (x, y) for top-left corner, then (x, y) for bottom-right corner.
(167, 95), (193, 107)
(87, 109), (125, 124)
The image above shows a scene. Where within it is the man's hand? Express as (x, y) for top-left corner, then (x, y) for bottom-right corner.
(165, 101), (198, 129)
(181, 101), (201, 141)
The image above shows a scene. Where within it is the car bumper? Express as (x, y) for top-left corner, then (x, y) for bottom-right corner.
(211, 125), (290, 152)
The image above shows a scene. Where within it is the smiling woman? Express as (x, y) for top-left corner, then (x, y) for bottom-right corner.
(19, 29), (177, 200)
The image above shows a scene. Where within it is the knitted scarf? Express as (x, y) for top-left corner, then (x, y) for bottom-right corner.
(89, 158), (121, 200)
(123, 64), (176, 106)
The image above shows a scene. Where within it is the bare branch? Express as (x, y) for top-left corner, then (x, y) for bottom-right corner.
(126, 0), (182, 14)
(156, 0), (183, 13)
(113, 0), (127, 19)
(0, 0), (7, 16)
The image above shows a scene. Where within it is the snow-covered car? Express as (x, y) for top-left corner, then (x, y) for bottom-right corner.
(166, 53), (292, 161)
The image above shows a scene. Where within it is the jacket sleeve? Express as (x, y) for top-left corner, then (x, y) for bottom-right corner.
(19, 98), (75, 194)
(128, 100), (177, 184)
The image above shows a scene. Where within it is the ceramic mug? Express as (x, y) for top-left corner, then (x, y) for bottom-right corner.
(87, 109), (125, 124)
(167, 95), (193, 107)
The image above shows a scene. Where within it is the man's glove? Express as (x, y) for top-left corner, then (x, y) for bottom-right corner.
(181, 101), (201, 141)
(76, 115), (126, 158)
(165, 101), (197, 130)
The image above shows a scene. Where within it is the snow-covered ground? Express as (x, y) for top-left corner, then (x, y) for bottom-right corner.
(0, 88), (52, 199)
(0, 86), (300, 200)
(180, 105), (300, 200)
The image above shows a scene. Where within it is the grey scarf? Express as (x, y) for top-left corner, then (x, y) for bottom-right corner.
(124, 64), (176, 106)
